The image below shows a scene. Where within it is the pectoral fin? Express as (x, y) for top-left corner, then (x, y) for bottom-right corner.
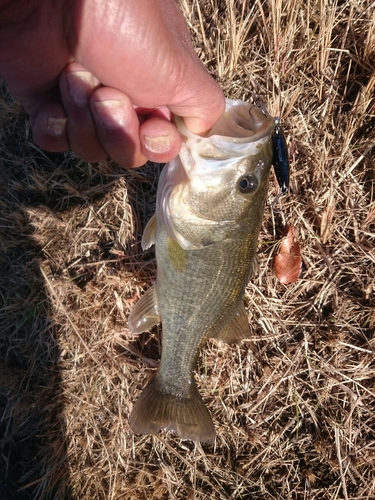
(141, 213), (157, 250)
(128, 284), (160, 334)
(213, 304), (251, 343)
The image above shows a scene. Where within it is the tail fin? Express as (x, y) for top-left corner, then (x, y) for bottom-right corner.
(129, 375), (215, 443)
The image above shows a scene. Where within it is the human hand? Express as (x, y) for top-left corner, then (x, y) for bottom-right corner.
(0, 0), (225, 167)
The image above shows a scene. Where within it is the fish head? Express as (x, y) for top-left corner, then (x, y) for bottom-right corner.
(157, 100), (275, 250)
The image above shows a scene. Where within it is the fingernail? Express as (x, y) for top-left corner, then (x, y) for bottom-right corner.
(47, 117), (67, 136)
(144, 134), (172, 153)
(94, 100), (125, 128)
(67, 71), (98, 106)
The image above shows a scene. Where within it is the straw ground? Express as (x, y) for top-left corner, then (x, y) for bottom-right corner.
(0, 0), (374, 498)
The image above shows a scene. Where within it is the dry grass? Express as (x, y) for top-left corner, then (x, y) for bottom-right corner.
(0, 0), (374, 498)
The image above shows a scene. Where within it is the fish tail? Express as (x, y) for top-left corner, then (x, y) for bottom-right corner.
(129, 374), (215, 443)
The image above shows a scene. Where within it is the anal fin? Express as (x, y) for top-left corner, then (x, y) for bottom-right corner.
(128, 284), (160, 334)
(212, 304), (251, 343)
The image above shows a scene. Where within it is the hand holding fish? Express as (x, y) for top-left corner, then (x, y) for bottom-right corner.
(0, 0), (225, 167)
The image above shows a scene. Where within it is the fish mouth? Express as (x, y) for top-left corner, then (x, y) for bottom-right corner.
(174, 100), (275, 181)
(175, 101), (275, 144)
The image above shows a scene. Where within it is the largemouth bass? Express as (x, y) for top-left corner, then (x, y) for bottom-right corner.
(128, 99), (275, 442)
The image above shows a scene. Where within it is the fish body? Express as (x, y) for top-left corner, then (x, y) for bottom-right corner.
(128, 99), (275, 442)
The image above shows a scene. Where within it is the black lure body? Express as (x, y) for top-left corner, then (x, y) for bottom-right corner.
(272, 117), (289, 195)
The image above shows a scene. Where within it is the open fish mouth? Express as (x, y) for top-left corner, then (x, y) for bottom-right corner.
(174, 100), (275, 182)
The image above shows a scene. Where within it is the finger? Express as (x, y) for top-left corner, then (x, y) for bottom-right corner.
(135, 106), (172, 121)
(59, 63), (108, 162)
(181, 87), (226, 136)
(139, 117), (181, 163)
(91, 87), (147, 168)
(31, 101), (69, 152)
(168, 67), (226, 136)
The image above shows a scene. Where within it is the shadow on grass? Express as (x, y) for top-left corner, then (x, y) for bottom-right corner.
(0, 90), (85, 497)
(0, 77), (163, 497)
(0, 83), (159, 498)
(0, 158), (69, 497)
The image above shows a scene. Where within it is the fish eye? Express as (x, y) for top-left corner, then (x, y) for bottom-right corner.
(238, 175), (258, 194)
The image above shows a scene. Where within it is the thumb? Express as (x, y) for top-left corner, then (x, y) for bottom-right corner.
(167, 61), (226, 136)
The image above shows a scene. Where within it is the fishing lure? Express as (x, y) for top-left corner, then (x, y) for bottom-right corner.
(251, 102), (290, 211)
(272, 116), (289, 203)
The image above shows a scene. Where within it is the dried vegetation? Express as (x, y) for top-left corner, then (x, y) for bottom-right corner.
(0, 0), (374, 498)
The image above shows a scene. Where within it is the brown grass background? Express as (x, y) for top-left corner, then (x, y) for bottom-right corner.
(0, 0), (374, 498)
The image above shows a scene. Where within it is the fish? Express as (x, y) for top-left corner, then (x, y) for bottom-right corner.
(128, 99), (275, 442)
